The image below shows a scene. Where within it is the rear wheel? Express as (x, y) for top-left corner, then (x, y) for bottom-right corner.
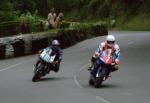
(89, 78), (95, 86)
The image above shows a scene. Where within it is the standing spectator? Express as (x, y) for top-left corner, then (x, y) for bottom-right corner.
(47, 8), (56, 29)
(54, 12), (64, 28)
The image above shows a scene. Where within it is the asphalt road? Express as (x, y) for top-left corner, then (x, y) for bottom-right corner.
(0, 31), (150, 103)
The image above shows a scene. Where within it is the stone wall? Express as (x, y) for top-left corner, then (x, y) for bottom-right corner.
(0, 24), (108, 60)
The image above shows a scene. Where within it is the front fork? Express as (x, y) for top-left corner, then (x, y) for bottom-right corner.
(91, 65), (110, 80)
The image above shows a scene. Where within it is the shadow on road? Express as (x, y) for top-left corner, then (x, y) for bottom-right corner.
(99, 84), (121, 89)
(39, 76), (69, 82)
(83, 83), (122, 89)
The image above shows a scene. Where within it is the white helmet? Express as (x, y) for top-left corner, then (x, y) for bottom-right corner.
(106, 35), (115, 47)
(52, 40), (60, 46)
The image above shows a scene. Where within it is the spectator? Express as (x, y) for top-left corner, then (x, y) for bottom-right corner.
(47, 8), (56, 29)
(54, 12), (64, 28)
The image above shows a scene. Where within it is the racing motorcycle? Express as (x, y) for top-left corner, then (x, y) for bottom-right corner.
(89, 49), (115, 88)
(32, 48), (56, 82)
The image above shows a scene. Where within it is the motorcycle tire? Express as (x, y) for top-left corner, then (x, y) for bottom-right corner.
(32, 63), (43, 82)
(94, 77), (103, 88)
(89, 78), (95, 86)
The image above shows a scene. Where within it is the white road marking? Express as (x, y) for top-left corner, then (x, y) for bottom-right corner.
(0, 62), (23, 72)
(74, 63), (111, 103)
(78, 63), (90, 72)
(74, 63), (90, 89)
(0, 59), (35, 72)
(74, 75), (83, 88)
(96, 96), (111, 103)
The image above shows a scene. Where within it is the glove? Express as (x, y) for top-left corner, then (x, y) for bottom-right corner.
(38, 49), (43, 54)
(115, 59), (120, 65)
(52, 61), (58, 65)
(58, 57), (62, 63)
(91, 54), (99, 63)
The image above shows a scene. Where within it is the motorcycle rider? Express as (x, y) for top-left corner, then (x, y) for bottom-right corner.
(89, 35), (120, 79)
(35, 40), (63, 73)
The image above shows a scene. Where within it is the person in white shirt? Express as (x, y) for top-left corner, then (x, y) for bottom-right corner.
(89, 35), (121, 73)
(47, 8), (56, 28)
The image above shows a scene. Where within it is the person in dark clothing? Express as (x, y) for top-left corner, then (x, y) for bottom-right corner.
(47, 40), (63, 72)
(35, 40), (63, 73)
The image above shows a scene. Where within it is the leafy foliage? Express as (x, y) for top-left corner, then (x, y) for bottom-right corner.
(0, 0), (150, 31)
(19, 11), (45, 32)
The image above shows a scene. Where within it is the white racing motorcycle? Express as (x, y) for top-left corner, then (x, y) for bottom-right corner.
(32, 48), (56, 82)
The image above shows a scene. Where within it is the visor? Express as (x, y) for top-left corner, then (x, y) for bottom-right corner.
(107, 41), (115, 44)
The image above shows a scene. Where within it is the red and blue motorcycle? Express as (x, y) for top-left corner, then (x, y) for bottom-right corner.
(89, 49), (117, 88)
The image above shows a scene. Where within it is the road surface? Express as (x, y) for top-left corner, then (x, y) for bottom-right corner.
(0, 31), (150, 103)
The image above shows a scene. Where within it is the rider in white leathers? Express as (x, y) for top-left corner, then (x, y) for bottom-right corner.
(89, 35), (120, 75)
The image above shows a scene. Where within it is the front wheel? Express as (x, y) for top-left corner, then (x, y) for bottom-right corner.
(32, 63), (43, 82)
(32, 69), (41, 82)
(94, 77), (103, 88)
